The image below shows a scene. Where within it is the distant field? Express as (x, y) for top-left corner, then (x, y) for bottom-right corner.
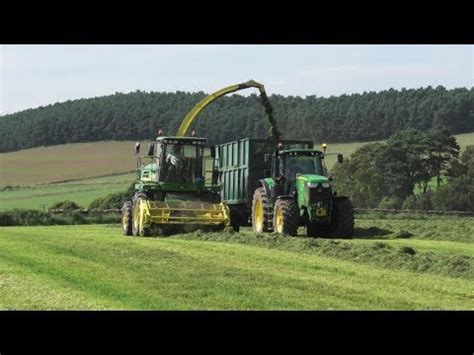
(1, 133), (472, 187)
(0, 141), (142, 187)
(0, 173), (135, 210)
(0, 218), (472, 310)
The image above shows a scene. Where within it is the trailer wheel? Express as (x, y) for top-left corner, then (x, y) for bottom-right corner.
(252, 187), (271, 233)
(229, 207), (241, 232)
(121, 201), (133, 236)
(273, 198), (299, 236)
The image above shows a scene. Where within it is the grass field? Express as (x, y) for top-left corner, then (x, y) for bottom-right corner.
(0, 141), (143, 187)
(0, 217), (472, 310)
(0, 173), (135, 210)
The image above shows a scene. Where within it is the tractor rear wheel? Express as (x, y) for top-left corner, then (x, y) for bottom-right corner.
(252, 187), (271, 233)
(273, 198), (299, 236)
(330, 198), (354, 239)
(121, 201), (133, 236)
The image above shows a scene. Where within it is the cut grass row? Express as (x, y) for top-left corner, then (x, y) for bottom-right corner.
(0, 225), (472, 310)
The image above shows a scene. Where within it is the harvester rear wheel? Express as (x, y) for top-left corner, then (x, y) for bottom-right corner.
(121, 201), (133, 236)
(252, 187), (271, 233)
(273, 198), (299, 236)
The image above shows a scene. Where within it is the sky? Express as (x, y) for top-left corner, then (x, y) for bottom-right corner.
(0, 45), (472, 115)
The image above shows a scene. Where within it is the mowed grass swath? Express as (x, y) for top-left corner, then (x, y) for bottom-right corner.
(0, 223), (472, 310)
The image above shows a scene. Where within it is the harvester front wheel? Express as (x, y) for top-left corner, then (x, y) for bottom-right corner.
(121, 201), (133, 236)
(273, 198), (299, 236)
(132, 196), (147, 237)
(252, 187), (271, 233)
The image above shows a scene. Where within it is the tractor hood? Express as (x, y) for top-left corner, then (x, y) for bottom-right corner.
(296, 174), (330, 185)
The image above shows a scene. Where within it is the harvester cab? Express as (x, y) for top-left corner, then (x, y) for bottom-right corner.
(252, 144), (354, 238)
(122, 133), (229, 237)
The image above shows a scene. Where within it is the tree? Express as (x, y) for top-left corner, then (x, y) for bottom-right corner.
(432, 146), (474, 211)
(332, 143), (387, 208)
(382, 129), (431, 198)
(426, 127), (460, 187)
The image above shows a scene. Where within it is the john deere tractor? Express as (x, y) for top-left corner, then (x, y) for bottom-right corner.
(251, 144), (354, 238)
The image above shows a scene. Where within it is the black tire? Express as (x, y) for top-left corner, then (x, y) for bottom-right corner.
(229, 207), (241, 232)
(140, 227), (152, 237)
(330, 198), (354, 239)
(121, 201), (133, 236)
(307, 222), (331, 238)
(133, 192), (148, 203)
(252, 187), (271, 233)
(273, 198), (299, 236)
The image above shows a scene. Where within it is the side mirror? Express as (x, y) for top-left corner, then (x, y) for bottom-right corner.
(337, 154), (343, 164)
(147, 143), (154, 156)
(135, 142), (140, 155)
(264, 154), (272, 163)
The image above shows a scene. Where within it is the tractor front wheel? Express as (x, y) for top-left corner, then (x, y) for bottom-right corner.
(273, 198), (299, 236)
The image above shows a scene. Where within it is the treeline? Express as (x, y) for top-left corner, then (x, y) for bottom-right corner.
(0, 85), (472, 152)
(333, 128), (474, 212)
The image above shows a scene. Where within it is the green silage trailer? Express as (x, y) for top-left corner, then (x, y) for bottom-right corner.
(215, 138), (313, 230)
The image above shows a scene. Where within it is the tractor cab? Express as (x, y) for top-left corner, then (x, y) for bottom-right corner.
(275, 149), (326, 181)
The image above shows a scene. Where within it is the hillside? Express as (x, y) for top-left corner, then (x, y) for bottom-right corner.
(0, 141), (142, 187)
(1, 223), (472, 310)
(0, 86), (472, 153)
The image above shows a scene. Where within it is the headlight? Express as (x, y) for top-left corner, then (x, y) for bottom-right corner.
(322, 183), (330, 188)
(308, 183), (319, 188)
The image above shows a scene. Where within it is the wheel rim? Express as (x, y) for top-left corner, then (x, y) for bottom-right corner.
(137, 202), (145, 236)
(254, 199), (264, 232)
(275, 206), (284, 233)
(133, 203), (140, 234)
